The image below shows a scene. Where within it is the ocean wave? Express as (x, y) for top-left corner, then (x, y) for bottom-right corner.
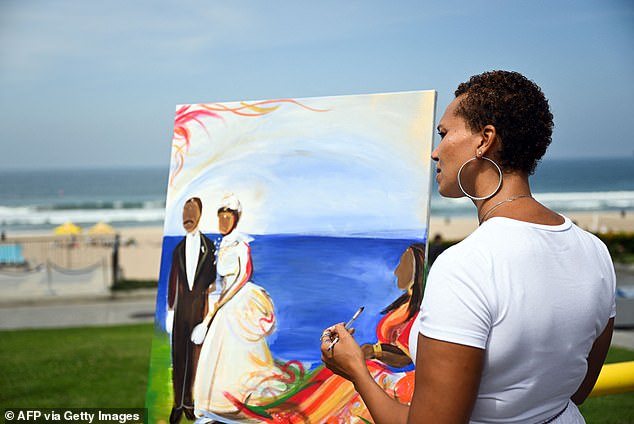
(431, 190), (634, 215)
(35, 199), (165, 211)
(538, 191), (634, 211)
(2, 190), (633, 229)
(0, 205), (165, 226)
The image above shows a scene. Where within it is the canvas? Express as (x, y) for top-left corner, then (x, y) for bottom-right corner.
(146, 91), (436, 424)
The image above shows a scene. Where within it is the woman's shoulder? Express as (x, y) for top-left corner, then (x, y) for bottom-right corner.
(430, 235), (493, 283)
(435, 224), (498, 261)
(441, 215), (567, 256)
(428, 223), (519, 284)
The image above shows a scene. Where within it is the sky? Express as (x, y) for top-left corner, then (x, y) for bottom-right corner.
(1, 0), (633, 170)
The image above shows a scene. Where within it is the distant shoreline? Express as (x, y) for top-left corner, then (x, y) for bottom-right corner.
(5, 210), (632, 240)
(1, 156), (632, 173)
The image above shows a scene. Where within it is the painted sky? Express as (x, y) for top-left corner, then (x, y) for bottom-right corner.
(1, 1), (632, 170)
(163, 92), (435, 236)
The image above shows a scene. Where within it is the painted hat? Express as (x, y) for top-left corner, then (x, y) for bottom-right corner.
(219, 193), (242, 217)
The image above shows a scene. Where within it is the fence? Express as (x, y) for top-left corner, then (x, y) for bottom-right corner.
(0, 234), (118, 300)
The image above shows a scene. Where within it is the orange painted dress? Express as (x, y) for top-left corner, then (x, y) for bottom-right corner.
(376, 301), (416, 356)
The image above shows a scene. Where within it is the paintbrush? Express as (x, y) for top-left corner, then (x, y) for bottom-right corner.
(328, 306), (364, 351)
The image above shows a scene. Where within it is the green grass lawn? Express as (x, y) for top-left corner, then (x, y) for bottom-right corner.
(0, 324), (152, 408)
(1, 323), (633, 423)
(579, 347), (634, 423)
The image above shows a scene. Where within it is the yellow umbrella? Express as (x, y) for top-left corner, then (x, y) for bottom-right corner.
(54, 221), (82, 235)
(88, 221), (115, 235)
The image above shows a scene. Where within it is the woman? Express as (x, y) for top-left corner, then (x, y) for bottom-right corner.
(320, 71), (616, 423)
(192, 194), (284, 422)
(361, 243), (426, 369)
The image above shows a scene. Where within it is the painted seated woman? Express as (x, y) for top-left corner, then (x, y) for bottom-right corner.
(191, 194), (285, 422)
(239, 244), (428, 423)
(361, 243), (425, 370)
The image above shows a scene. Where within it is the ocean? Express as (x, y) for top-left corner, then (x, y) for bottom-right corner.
(1, 157), (633, 233)
(156, 234), (416, 365)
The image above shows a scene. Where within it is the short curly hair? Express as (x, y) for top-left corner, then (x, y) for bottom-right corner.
(454, 70), (554, 175)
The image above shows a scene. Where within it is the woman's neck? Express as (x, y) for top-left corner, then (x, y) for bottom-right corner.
(475, 173), (532, 223)
(474, 173), (564, 226)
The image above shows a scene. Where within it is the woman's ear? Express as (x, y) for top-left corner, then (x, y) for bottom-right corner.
(476, 124), (498, 157)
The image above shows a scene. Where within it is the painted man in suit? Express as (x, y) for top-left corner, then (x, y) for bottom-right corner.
(167, 197), (216, 424)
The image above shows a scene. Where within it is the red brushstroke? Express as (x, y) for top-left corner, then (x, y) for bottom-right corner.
(169, 99), (329, 186)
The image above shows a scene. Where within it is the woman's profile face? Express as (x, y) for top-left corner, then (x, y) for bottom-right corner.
(431, 97), (481, 198)
(218, 211), (237, 236)
(394, 248), (415, 290)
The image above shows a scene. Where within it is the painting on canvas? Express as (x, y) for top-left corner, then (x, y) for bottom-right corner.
(146, 90), (436, 424)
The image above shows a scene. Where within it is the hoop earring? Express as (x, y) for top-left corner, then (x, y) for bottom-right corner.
(457, 156), (503, 200)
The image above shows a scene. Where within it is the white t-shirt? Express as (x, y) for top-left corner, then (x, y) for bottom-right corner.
(409, 216), (616, 424)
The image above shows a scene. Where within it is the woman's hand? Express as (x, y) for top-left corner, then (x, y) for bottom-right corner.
(320, 323), (369, 383)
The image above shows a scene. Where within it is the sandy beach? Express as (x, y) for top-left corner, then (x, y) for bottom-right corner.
(116, 226), (165, 281)
(109, 211), (633, 281)
(429, 211), (634, 241)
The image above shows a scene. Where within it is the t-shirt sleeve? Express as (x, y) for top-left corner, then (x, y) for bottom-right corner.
(595, 234), (617, 319)
(418, 248), (493, 350)
(608, 262), (616, 319)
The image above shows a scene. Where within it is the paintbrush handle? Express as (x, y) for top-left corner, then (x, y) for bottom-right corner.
(327, 336), (339, 351)
(344, 306), (364, 329)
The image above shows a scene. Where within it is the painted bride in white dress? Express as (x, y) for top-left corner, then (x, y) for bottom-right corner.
(191, 194), (284, 423)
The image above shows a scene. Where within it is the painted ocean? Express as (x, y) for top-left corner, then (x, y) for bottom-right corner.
(1, 157), (633, 233)
(155, 234), (419, 368)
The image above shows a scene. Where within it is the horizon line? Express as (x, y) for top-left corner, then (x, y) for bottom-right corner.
(2, 155), (633, 173)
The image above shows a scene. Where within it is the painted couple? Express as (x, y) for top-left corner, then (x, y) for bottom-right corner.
(166, 194), (281, 424)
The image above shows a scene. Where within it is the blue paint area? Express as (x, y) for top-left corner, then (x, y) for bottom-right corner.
(156, 234), (425, 367)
